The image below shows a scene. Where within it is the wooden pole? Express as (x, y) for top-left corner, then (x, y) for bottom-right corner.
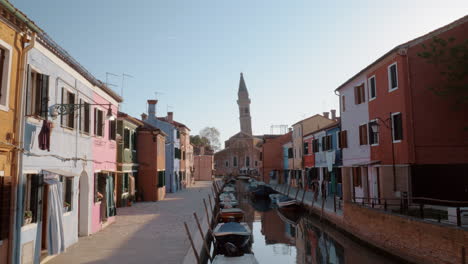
(301, 189), (307, 204)
(203, 198), (211, 228)
(287, 183), (291, 196)
(184, 222), (201, 264)
(208, 194), (214, 212)
(294, 186), (300, 200)
(194, 212), (213, 262)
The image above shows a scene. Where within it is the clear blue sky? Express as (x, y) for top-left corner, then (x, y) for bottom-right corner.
(11, 0), (467, 145)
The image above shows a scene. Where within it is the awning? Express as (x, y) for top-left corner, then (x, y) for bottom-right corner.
(43, 169), (80, 178)
(351, 160), (381, 167)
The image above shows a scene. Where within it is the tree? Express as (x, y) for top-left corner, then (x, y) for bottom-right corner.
(190, 135), (210, 147)
(417, 36), (468, 107)
(199, 127), (221, 151)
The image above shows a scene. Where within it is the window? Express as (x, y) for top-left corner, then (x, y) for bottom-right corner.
(109, 120), (117, 140)
(23, 174), (43, 225)
(61, 176), (73, 212)
(388, 63), (398, 91)
(303, 142), (309, 155)
(368, 76), (376, 100)
(157, 171), (166, 187)
(122, 173), (129, 193)
(26, 71), (49, 119)
(254, 160), (258, 167)
(368, 120), (379, 145)
(0, 46), (11, 110)
(244, 108), (249, 114)
(287, 148), (293, 158)
(245, 156), (250, 167)
(176, 130), (180, 139)
(341, 96), (346, 112)
(124, 128), (130, 149)
(233, 156), (237, 167)
(61, 89), (76, 129)
(94, 109), (104, 137)
(183, 151), (186, 160)
(359, 124), (368, 145)
(353, 167), (362, 187)
(79, 101), (91, 134)
(131, 132), (136, 151)
(225, 161), (229, 167)
(392, 113), (403, 141)
(312, 139), (319, 153)
(354, 84), (366, 104)
(175, 148), (181, 159)
(259, 152), (262, 161)
(323, 135), (332, 151)
(338, 130), (348, 148)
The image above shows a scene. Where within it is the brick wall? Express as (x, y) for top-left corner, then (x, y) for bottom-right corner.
(342, 203), (467, 264)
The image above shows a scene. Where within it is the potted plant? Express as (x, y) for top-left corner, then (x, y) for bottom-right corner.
(64, 202), (71, 212)
(24, 211), (32, 224)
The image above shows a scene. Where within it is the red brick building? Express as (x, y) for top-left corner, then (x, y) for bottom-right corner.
(262, 132), (292, 184)
(136, 123), (167, 201)
(194, 146), (214, 181)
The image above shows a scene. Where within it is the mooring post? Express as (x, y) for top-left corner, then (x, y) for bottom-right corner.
(208, 194), (214, 212)
(287, 183), (291, 196)
(203, 198), (211, 229)
(301, 189), (307, 205)
(193, 212), (213, 262)
(184, 222), (201, 264)
(294, 187), (300, 200)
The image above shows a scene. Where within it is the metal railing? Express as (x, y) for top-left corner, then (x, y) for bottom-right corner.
(352, 196), (468, 227)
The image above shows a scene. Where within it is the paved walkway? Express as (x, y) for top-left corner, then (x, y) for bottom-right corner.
(48, 181), (214, 264)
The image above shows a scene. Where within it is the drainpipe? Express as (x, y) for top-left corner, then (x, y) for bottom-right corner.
(12, 32), (36, 264)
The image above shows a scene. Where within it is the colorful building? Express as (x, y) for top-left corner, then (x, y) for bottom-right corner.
(0, 4), (28, 263)
(136, 122), (166, 202)
(116, 112), (143, 207)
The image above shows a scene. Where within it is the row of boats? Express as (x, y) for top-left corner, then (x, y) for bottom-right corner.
(211, 176), (302, 263)
(212, 178), (257, 263)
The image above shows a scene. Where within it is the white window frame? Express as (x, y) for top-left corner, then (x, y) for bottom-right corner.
(368, 75), (377, 101)
(391, 112), (402, 143)
(387, 62), (398, 92)
(0, 39), (12, 112)
(61, 87), (76, 130)
(368, 119), (379, 146)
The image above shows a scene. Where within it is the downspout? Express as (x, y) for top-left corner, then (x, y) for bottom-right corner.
(12, 32), (36, 264)
(405, 51), (415, 199)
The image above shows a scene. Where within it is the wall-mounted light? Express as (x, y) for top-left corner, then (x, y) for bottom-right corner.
(50, 103), (115, 121)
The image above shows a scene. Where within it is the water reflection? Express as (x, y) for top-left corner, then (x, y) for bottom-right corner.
(233, 181), (400, 264)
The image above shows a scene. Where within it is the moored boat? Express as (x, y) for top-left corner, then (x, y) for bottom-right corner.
(218, 208), (244, 223)
(251, 184), (275, 198)
(213, 222), (252, 257)
(212, 254), (259, 264)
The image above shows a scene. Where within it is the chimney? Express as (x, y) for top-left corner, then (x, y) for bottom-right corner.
(331, 109), (336, 120)
(288, 127), (293, 132)
(147, 100), (157, 119)
(141, 113), (148, 121)
(167, 112), (173, 122)
(323, 112), (330, 119)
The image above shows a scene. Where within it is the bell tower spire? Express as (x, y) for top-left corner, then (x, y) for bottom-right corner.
(237, 72), (252, 135)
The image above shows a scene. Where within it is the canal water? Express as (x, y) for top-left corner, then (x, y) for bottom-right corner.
(212, 181), (403, 264)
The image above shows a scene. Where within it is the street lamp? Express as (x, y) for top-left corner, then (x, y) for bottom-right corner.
(370, 113), (397, 193)
(50, 103), (115, 121)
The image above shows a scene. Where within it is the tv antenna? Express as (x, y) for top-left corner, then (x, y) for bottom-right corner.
(154, 91), (165, 100)
(121, 73), (134, 98)
(105, 72), (119, 88)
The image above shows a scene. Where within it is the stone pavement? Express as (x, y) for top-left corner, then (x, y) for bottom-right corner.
(48, 181), (214, 264)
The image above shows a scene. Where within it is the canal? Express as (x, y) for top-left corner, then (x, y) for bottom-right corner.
(211, 180), (404, 264)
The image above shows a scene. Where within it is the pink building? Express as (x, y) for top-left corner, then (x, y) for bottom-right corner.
(90, 87), (121, 234)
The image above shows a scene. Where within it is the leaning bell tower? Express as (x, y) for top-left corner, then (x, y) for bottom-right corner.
(237, 72), (252, 135)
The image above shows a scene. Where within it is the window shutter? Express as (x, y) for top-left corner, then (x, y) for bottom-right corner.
(342, 96), (346, 112)
(79, 99), (83, 132)
(360, 85), (365, 103)
(363, 124), (368, 145)
(40, 75), (49, 119)
(93, 108), (97, 135)
(25, 66), (32, 115)
(61, 88), (65, 125)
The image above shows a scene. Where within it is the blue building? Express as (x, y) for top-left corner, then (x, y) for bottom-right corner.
(324, 122), (343, 197)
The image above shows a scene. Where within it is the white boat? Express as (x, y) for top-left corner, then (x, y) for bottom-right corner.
(212, 254), (259, 264)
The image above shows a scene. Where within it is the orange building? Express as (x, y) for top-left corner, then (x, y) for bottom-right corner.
(136, 122), (167, 201)
(193, 146), (213, 181)
(262, 132), (292, 184)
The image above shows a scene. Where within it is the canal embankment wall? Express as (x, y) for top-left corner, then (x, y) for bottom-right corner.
(273, 183), (467, 264)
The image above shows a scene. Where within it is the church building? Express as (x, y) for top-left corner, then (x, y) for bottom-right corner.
(214, 73), (263, 177)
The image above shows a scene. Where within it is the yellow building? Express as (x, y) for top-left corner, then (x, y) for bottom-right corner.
(0, 4), (31, 263)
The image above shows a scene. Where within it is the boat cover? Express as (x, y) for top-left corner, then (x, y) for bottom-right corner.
(221, 208), (243, 214)
(213, 222), (251, 237)
(212, 254), (259, 264)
